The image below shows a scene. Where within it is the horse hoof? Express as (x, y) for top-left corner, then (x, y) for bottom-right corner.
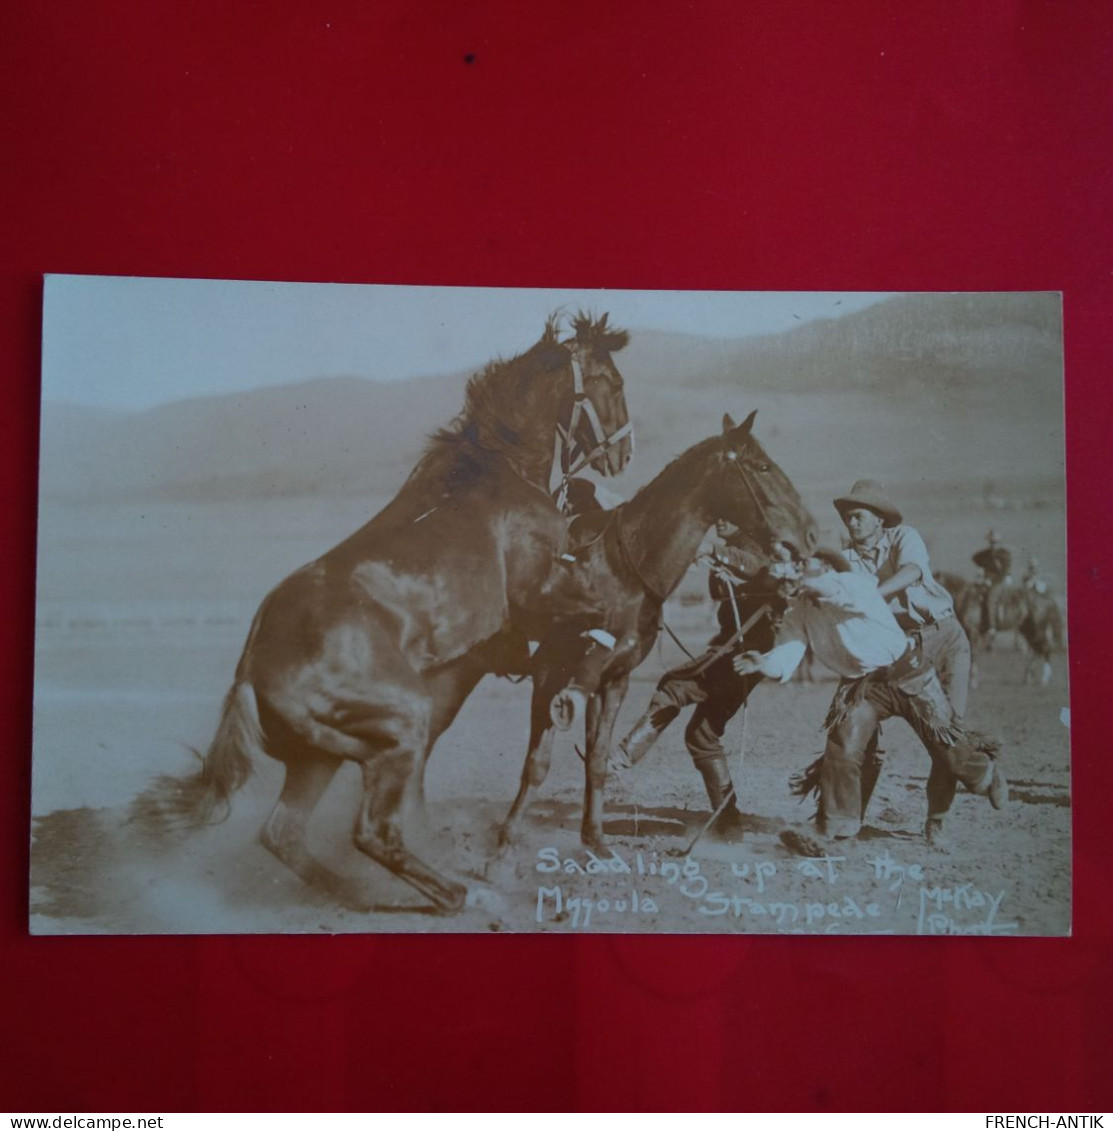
(465, 884), (507, 918)
(432, 883), (469, 915)
(927, 818), (950, 850)
(488, 832), (516, 868)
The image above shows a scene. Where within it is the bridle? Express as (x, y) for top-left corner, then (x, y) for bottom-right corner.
(722, 444), (777, 549)
(551, 343), (634, 508)
(608, 443), (778, 609)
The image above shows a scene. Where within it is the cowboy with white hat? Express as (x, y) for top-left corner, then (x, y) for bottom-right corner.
(828, 478), (976, 846)
(734, 547), (1006, 850)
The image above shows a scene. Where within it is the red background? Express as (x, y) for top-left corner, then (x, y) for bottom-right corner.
(3, 1), (1111, 1112)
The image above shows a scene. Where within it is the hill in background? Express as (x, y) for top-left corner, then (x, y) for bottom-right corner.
(40, 292), (1064, 515)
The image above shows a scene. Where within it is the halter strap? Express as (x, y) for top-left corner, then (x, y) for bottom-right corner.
(550, 344), (634, 507)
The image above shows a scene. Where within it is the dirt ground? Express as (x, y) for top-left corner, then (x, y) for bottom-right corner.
(30, 504), (1072, 936)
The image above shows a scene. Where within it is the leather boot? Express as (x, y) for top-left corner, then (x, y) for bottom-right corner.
(612, 710), (667, 770)
(694, 754), (745, 841)
(858, 736), (885, 820)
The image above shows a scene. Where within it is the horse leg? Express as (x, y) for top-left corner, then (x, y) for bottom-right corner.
(594, 674), (629, 765)
(342, 686), (467, 913)
(581, 677), (629, 849)
(260, 748), (365, 906)
(411, 656), (486, 810)
(353, 741), (467, 912)
(427, 657), (486, 748)
(1035, 633), (1053, 686)
(495, 672), (560, 854)
(1019, 623), (1040, 684)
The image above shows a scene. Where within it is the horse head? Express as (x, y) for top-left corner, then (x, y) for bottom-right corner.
(557, 312), (633, 479)
(708, 411), (818, 559)
(434, 313), (631, 490)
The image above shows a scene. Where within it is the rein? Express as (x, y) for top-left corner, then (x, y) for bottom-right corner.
(725, 447), (774, 540)
(693, 602), (774, 671)
(642, 446), (779, 662)
(612, 508), (670, 605)
(588, 442), (783, 652)
(595, 443), (772, 607)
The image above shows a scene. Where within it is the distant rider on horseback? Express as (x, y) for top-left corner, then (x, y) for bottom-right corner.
(972, 528), (1013, 644)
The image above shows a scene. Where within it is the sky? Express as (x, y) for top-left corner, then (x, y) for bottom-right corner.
(42, 275), (895, 412)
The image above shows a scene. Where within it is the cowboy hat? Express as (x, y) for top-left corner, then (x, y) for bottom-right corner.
(833, 479), (902, 527)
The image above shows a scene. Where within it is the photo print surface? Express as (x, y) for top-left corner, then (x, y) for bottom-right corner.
(31, 277), (1069, 935)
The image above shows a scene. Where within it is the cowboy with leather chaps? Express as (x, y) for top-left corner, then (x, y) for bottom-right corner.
(733, 547), (1007, 851)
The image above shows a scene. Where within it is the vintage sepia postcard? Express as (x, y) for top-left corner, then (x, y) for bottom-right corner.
(31, 277), (1069, 935)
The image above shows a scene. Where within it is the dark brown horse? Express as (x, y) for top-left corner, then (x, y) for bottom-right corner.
(952, 578), (1028, 652)
(941, 572), (1064, 686)
(137, 314), (632, 912)
(495, 412), (818, 852)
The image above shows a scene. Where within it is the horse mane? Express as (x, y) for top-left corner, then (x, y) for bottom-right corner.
(615, 423), (773, 537)
(423, 312), (628, 463)
(570, 310), (629, 354)
(626, 432), (724, 503)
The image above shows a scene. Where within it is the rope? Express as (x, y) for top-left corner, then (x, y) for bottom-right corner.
(661, 619), (698, 661)
(737, 698), (749, 807)
(683, 785), (738, 856)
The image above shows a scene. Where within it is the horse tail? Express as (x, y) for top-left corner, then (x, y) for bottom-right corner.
(130, 682), (263, 836)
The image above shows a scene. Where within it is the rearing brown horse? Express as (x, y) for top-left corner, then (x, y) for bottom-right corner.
(138, 314), (632, 912)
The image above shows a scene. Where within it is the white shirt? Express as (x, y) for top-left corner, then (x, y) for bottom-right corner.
(756, 571), (909, 682)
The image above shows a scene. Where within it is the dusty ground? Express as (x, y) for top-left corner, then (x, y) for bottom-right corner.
(30, 503), (1071, 937)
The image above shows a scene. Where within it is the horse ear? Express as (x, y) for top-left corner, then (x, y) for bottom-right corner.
(722, 413), (736, 433)
(726, 410), (757, 440)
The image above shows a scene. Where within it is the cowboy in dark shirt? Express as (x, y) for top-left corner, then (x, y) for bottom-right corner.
(609, 520), (787, 839)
